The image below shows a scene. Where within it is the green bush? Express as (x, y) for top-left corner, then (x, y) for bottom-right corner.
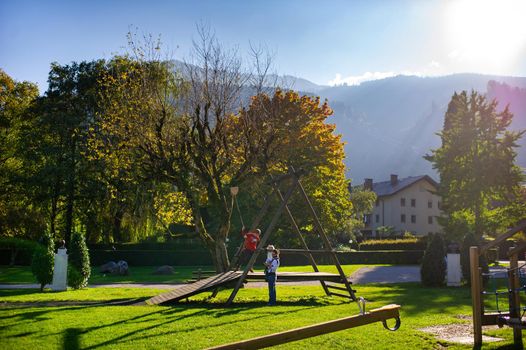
(68, 232), (90, 289)
(31, 233), (54, 291)
(420, 233), (446, 287)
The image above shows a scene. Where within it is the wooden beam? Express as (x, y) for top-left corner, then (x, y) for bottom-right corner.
(507, 239), (526, 258)
(267, 169), (307, 185)
(508, 254), (523, 347)
(480, 220), (526, 255)
(275, 248), (335, 254)
(206, 304), (400, 350)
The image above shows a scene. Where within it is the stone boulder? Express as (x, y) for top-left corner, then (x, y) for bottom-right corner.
(100, 261), (118, 274)
(153, 265), (174, 275)
(115, 260), (129, 275)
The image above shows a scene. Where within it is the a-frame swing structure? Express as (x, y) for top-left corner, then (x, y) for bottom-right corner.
(226, 167), (356, 305)
(145, 168), (356, 306)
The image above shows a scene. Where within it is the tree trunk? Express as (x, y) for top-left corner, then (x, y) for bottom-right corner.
(211, 238), (230, 273)
(112, 209), (124, 243)
(64, 141), (76, 245)
(49, 177), (60, 238)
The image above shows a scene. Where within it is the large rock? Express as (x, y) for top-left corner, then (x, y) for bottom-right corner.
(100, 261), (117, 274)
(100, 260), (128, 275)
(153, 265), (174, 275)
(116, 260), (129, 275)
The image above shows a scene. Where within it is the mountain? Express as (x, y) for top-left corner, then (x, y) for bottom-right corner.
(294, 74), (526, 184)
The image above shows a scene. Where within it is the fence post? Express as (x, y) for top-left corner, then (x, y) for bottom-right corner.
(470, 246), (482, 347)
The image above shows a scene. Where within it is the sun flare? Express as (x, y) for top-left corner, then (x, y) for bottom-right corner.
(445, 0), (526, 73)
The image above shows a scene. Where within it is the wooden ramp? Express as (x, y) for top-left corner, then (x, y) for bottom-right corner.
(145, 271), (240, 305)
(145, 271), (354, 305)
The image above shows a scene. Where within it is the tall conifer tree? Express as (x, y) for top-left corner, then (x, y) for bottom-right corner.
(425, 91), (524, 238)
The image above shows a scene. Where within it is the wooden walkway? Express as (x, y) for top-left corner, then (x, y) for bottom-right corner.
(145, 271), (351, 305)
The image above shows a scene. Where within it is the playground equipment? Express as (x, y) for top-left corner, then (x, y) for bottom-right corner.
(206, 303), (401, 349)
(470, 219), (526, 348)
(145, 167), (356, 305)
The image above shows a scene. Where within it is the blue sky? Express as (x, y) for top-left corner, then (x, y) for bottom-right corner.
(2, 0), (526, 92)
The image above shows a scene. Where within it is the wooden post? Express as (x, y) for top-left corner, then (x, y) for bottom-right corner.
(508, 253), (523, 347)
(206, 304), (401, 350)
(296, 177), (356, 300)
(470, 246), (482, 347)
(272, 182), (331, 296)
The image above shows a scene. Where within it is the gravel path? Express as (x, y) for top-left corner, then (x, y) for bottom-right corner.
(350, 265), (421, 284)
(0, 266), (422, 290)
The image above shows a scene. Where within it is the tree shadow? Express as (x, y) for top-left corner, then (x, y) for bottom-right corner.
(63, 328), (83, 350)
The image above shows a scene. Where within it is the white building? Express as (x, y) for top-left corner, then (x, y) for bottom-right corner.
(361, 174), (442, 237)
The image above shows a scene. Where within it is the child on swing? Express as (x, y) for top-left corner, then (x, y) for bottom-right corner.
(238, 227), (260, 272)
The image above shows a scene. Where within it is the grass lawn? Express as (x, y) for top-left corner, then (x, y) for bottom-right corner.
(0, 282), (522, 349)
(0, 264), (376, 285)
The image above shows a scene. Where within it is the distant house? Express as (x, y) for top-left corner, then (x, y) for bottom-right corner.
(360, 174), (442, 237)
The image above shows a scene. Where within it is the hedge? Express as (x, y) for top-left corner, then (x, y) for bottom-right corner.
(88, 240), (207, 251)
(0, 238), (39, 266)
(90, 249), (215, 266)
(1, 241), (425, 266)
(89, 249), (424, 266)
(359, 238), (426, 251)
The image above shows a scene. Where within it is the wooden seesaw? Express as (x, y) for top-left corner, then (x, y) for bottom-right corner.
(206, 303), (401, 350)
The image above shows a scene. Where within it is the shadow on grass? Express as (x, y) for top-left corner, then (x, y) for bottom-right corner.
(5, 295), (329, 350)
(79, 302), (324, 349)
(0, 288), (45, 298)
(357, 282), (472, 317)
(63, 328), (82, 350)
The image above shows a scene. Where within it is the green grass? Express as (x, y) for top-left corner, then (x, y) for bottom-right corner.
(0, 283), (521, 349)
(0, 266), (209, 284)
(0, 264), (380, 285)
(0, 287), (162, 303)
(0, 266), (34, 283)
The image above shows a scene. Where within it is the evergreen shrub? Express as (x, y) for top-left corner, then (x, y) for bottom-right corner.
(420, 233), (446, 286)
(68, 232), (90, 289)
(31, 232), (54, 291)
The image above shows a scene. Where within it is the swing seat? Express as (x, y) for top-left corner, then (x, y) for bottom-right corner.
(497, 316), (526, 329)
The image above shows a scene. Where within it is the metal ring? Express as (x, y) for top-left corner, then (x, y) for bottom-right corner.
(382, 317), (401, 331)
(356, 297), (366, 315)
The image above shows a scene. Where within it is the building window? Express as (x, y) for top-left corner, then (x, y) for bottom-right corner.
(428, 200), (432, 209)
(401, 198), (406, 207)
(411, 215), (416, 223)
(438, 201), (442, 210)
(428, 216), (433, 224)
(411, 198), (416, 207)
(375, 199), (380, 207)
(364, 214), (371, 224)
(401, 214), (406, 223)
(375, 214), (379, 223)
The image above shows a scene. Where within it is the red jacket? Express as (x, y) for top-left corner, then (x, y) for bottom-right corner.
(243, 231), (260, 251)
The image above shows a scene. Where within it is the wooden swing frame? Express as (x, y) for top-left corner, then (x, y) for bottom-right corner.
(226, 167), (356, 305)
